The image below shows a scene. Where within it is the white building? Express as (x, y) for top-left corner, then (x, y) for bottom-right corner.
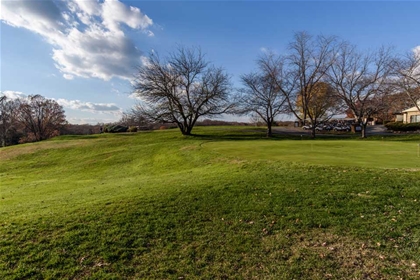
(402, 103), (420, 123)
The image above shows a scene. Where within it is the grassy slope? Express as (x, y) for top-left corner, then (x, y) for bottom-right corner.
(1, 127), (420, 279)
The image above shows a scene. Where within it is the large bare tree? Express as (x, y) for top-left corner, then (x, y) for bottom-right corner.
(392, 50), (420, 111)
(133, 47), (234, 135)
(18, 95), (67, 141)
(328, 43), (393, 138)
(238, 53), (287, 137)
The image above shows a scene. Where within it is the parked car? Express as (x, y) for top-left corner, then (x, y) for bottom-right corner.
(302, 125), (312, 130)
(322, 124), (333, 131)
(333, 125), (350, 132)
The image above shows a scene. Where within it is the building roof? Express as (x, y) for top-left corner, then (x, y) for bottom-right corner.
(402, 104), (420, 113)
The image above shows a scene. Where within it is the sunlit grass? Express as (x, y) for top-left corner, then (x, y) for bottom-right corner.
(1, 127), (419, 279)
(204, 139), (420, 169)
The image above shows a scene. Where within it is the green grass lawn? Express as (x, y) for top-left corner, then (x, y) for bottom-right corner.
(1, 127), (420, 279)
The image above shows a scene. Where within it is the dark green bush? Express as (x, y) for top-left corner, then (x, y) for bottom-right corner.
(104, 125), (128, 133)
(385, 122), (420, 132)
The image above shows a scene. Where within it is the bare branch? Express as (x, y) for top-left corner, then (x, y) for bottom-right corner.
(328, 43), (394, 137)
(132, 46), (233, 135)
(237, 51), (288, 137)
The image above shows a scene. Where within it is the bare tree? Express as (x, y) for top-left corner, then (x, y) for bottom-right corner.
(238, 53), (287, 137)
(133, 47), (234, 135)
(392, 50), (420, 111)
(18, 95), (67, 142)
(329, 43), (393, 138)
(284, 32), (338, 138)
(0, 95), (21, 147)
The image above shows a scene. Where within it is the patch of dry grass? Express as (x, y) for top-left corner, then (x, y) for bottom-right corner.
(262, 229), (419, 279)
(0, 140), (91, 161)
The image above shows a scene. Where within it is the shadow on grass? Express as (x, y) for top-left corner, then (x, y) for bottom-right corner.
(55, 127), (420, 143)
(54, 132), (152, 141)
(367, 134), (420, 142)
(190, 128), (306, 141)
(189, 126), (369, 142)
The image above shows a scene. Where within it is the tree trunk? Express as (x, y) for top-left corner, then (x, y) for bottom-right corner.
(185, 126), (193, 135)
(361, 123), (367, 138)
(311, 126), (316, 139)
(267, 123), (272, 137)
(0, 127), (5, 147)
(180, 125), (193, 136)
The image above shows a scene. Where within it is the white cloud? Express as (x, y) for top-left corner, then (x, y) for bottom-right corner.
(1, 90), (122, 115)
(67, 117), (119, 125)
(1, 91), (27, 99)
(0, 0), (154, 81)
(63, 74), (74, 80)
(101, 0), (152, 33)
(260, 47), (278, 55)
(414, 46), (420, 58)
(145, 30), (155, 37)
(56, 98), (122, 114)
(0, 0), (66, 37)
(140, 55), (152, 67)
(260, 47), (268, 53)
(128, 92), (142, 100)
(71, 0), (101, 17)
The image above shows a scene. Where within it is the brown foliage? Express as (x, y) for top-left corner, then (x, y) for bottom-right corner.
(17, 95), (67, 142)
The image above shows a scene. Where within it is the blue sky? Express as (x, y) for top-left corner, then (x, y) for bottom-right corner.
(1, 0), (419, 124)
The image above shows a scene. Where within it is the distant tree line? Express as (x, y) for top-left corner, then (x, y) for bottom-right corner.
(3, 32), (419, 145)
(129, 32), (420, 138)
(60, 124), (103, 135)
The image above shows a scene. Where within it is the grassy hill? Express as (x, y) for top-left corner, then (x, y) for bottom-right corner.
(1, 127), (420, 279)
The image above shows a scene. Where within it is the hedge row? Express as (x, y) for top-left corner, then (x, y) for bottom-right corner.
(384, 122), (420, 132)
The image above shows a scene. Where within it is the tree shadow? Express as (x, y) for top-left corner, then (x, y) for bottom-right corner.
(189, 127), (376, 142)
(190, 128), (305, 142)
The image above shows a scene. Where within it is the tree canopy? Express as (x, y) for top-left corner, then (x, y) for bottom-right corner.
(17, 95), (67, 142)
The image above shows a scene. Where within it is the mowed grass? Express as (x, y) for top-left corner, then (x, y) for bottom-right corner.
(1, 127), (420, 279)
(204, 138), (420, 169)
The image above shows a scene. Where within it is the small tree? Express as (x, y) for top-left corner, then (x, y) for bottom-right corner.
(17, 95), (67, 142)
(133, 46), (234, 135)
(238, 53), (287, 137)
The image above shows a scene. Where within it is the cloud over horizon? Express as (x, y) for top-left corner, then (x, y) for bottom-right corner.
(0, 0), (153, 81)
(1, 90), (122, 116)
(1, 90), (27, 100)
(66, 117), (120, 125)
(56, 98), (122, 115)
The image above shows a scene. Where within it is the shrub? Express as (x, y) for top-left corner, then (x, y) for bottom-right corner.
(127, 126), (138, 132)
(104, 125), (128, 133)
(19, 130), (60, 143)
(385, 122), (420, 132)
